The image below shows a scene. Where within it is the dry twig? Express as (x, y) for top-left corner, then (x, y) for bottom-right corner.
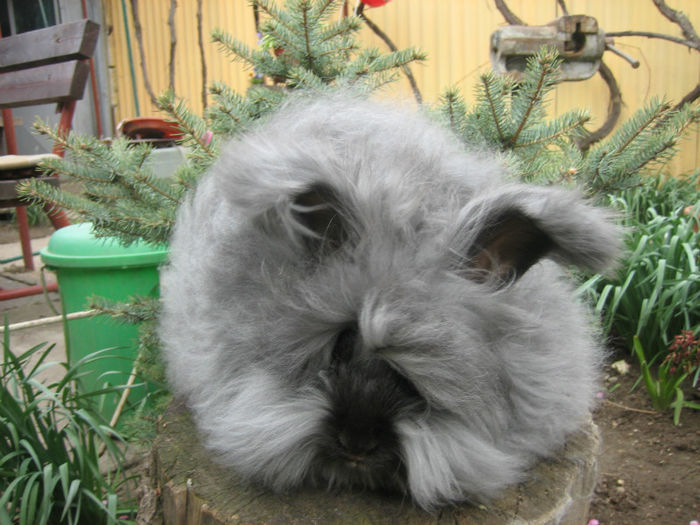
(129, 0), (158, 106)
(494, 0), (524, 25)
(197, 0), (208, 110)
(168, 0), (177, 92)
(355, 3), (423, 105)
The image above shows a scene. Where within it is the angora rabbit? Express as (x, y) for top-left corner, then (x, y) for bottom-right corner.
(159, 93), (621, 510)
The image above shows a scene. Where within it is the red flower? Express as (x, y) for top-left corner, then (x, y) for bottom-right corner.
(361, 0), (391, 7)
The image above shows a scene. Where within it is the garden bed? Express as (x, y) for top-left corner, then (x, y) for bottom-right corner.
(590, 359), (700, 524)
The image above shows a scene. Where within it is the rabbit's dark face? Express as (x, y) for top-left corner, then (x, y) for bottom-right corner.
(313, 326), (425, 491)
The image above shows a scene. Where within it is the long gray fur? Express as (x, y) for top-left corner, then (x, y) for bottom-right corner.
(159, 93), (622, 509)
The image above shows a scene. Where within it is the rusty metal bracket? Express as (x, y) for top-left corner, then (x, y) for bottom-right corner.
(490, 15), (606, 81)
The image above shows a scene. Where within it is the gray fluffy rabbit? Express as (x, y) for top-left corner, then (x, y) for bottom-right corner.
(159, 93), (621, 509)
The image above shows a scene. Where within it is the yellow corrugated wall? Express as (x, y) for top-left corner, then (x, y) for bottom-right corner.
(104, 0), (699, 174)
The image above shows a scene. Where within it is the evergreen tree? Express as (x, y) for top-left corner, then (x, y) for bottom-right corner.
(436, 49), (700, 195)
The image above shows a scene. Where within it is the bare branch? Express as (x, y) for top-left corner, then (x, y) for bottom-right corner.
(358, 7), (423, 105)
(482, 76), (506, 142)
(652, 0), (700, 44)
(606, 30), (700, 51)
(625, 1), (700, 112)
(168, 0), (177, 92)
(557, 0), (569, 16)
(576, 61), (622, 151)
(129, 0), (158, 106)
(494, 0), (525, 25)
(197, 0), (208, 110)
(509, 59), (554, 147)
(672, 83), (700, 111)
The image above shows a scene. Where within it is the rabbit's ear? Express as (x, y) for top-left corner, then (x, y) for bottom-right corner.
(467, 209), (554, 283)
(289, 183), (348, 254)
(452, 185), (622, 284)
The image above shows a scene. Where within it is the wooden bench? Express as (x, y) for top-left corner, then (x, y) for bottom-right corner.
(0, 19), (99, 297)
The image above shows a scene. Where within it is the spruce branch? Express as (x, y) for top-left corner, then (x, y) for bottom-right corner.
(18, 179), (109, 220)
(83, 185), (135, 202)
(608, 99), (671, 158)
(583, 100), (700, 195)
(318, 17), (361, 44)
(312, 0), (336, 19)
(157, 91), (217, 159)
(356, 2), (423, 105)
(287, 67), (328, 91)
(131, 172), (183, 205)
(508, 50), (561, 147)
(514, 111), (590, 148)
(211, 29), (256, 63)
(434, 47), (698, 193)
(254, 0), (294, 35)
(38, 156), (113, 184)
(481, 74), (507, 143)
(33, 120), (110, 169)
(366, 47), (426, 74)
(301, 1), (314, 70)
(240, 0), (422, 90)
(207, 82), (257, 137)
(89, 296), (160, 325)
(438, 88), (469, 138)
(170, 165), (199, 191)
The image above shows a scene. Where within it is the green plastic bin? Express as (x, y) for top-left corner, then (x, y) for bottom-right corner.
(40, 223), (169, 421)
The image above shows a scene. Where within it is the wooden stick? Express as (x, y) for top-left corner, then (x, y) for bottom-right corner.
(98, 362), (139, 457)
(0, 309), (98, 333)
(110, 364), (139, 428)
(604, 399), (658, 415)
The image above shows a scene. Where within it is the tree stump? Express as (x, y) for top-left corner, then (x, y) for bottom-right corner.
(147, 399), (600, 525)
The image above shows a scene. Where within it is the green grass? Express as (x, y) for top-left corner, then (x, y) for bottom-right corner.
(578, 182), (699, 361)
(0, 328), (136, 524)
(633, 335), (700, 424)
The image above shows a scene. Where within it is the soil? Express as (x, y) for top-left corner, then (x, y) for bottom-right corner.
(0, 219), (54, 245)
(590, 356), (700, 525)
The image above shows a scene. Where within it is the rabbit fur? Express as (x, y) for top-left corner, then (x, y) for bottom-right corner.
(159, 93), (621, 509)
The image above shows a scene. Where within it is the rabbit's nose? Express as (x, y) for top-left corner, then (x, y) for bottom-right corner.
(338, 429), (379, 458)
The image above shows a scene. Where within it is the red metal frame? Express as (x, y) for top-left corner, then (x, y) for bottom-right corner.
(0, 282), (58, 301)
(0, 85), (75, 299)
(1, 106), (37, 272)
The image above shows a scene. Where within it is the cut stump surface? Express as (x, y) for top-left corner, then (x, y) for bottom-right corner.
(149, 399), (600, 525)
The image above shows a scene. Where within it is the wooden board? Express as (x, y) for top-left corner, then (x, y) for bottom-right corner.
(0, 20), (100, 73)
(0, 60), (90, 109)
(0, 176), (60, 208)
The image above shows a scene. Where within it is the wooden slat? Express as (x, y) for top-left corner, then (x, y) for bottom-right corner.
(0, 176), (60, 207)
(0, 19), (100, 73)
(0, 60), (90, 109)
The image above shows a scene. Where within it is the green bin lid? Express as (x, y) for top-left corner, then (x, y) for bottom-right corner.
(40, 223), (169, 269)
